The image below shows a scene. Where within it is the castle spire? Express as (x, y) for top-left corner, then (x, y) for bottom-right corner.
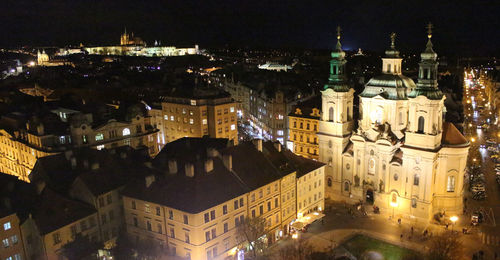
(390, 32), (396, 49)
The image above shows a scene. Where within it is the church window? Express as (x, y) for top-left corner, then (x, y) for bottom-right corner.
(398, 112), (403, 125)
(300, 122), (303, 129)
(346, 163), (350, 170)
(368, 158), (375, 175)
(411, 198), (417, 208)
(393, 173), (399, 181)
(328, 140), (332, 148)
(329, 107), (334, 122)
(327, 178), (332, 187)
(344, 181), (349, 192)
(418, 116), (425, 133)
(370, 150), (374, 156)
(413, 174), (420, 186)
(447, 176), (455, 192)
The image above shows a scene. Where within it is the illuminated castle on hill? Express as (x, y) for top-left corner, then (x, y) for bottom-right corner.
(85, 29), (199, 57)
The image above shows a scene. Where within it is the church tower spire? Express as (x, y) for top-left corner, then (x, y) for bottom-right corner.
(325, 26), (349, 91)
(405, 23), (445, 150)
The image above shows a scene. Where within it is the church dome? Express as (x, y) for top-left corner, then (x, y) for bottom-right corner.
(360, 74), (416, 100)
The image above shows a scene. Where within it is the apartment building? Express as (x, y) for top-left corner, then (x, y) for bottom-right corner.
(122, 137), (317, 260)
(287, 96), (321, 160)
(160, 89), (238, 145)
(21, 188), (100, 260)
(0, 213), (24, 260)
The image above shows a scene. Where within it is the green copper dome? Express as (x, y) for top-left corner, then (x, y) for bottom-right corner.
(360, 74), (416, 100)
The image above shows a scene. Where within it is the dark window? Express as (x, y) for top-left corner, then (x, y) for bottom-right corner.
(274, 198), (278, 208)
(327, 178), (332, 187)
(267, 201), (271, 211)
(204, 213), (209, 223)
(210, 210), (215, 220)
(131, 201), (136, 210)
(168, 210), (173, 220)
(184, 215), (189, 224)
(329, 107), (334, 121)
(224, 222), (228, 233)
(234, 200), (239, 210)
(133, 217), (138, 227)
(205, 231), (210, 242)
(414, 174), (420, 186)
(223, 205), (227, 215)
(239, 198), (244, 207)
(418, 116), (425, 133)
(156, 207), (161, 216)
(147, 221), (152, 231)
(157, 224), (162, 234)
(259, 205), (263, 215)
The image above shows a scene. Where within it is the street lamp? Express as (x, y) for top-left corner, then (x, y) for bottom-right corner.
(450, 216), (458, 231)
(390, 201), (398, 219)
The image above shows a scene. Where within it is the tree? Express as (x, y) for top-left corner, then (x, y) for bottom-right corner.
(60, 234), (102, 260)
(426, 232), (463, 260)
(275, 237), (314, 260)
(236, 216), (268, 258)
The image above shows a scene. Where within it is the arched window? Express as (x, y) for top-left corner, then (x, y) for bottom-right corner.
(327, 178), (332, 187)
(344, 181), (349, 192)
(447, 176), (456, 192)
(387, 64), (391, 73)
(122, 128), (131, 136)
(418, 116), (425, 133)
(413, 174), (420, 186)
(398, 112), (403, 125)
(329, 107), (334, 122)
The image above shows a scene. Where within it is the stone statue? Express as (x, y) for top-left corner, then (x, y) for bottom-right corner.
(432, 123), (437, 135)
(382, 122), (390, 139)
(379, 180), (384, 193)
(354, 175), (360, 187)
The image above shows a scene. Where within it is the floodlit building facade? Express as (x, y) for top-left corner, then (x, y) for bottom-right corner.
(122, 138), (322, 260)
(287, 98), (321, 160)
(318, 28), (469, 222)
(161, 94), (238, 145)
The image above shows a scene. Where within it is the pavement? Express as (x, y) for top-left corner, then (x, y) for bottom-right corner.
(269, 201), (496, 259)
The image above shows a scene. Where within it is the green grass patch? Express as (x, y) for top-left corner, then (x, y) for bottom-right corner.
(340, 234), (421, 260)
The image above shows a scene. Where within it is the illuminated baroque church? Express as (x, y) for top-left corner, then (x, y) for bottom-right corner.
(318, 26), (469, 221)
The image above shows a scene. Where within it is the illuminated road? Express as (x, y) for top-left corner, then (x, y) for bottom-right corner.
(463, 72), (500, 248)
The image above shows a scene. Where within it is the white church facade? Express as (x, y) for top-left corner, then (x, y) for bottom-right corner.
(318, 27), (469, 222)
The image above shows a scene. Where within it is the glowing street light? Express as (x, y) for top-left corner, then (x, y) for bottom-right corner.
(471, 137), (476, 142)
(292, 233), (299, 239)
(450, 216), (458, 231)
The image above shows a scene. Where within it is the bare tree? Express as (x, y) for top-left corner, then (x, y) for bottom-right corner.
(426, 232), (463, 260)
(275, 237), (314, 260)
(236, 216), (268, 258)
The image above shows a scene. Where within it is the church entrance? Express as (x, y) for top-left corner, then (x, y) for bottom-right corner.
(365, 189), (374, 205)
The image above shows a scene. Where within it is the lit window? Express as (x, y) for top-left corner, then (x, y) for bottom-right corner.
(171, 115), (175, 121)
(230, 107), (234, 113)
(122, 128), (130, 136)
(164, 115), (168, 120)
(96, 145), (105, 150)
(231, 124), (236, 130)
(277, 130), (283, 136)
(3, 222), (11, 230)
(202, 119), (207, 125)
(95, 133), (104, 141)
(189, 119), (194, 125)
(447, 176), (456, 192)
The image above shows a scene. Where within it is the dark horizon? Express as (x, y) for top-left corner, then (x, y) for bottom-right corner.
(1, 0), (499, 57)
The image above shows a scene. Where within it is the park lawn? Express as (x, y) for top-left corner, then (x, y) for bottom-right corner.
(341, 234), (421, 260)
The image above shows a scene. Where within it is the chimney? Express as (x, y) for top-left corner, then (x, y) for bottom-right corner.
(91, 162), (100, 170)
(168, 160), (177, 174)
(145, 175), (155, 188)
(253, 139), (263, 152)
(70, 157), (77, 169)
(274, 142), (282, 152)
(223, 154), (232, 171)
(36, 123), (44, 135)
(36, 181), (46, 195)
(204, 159), (214, 173)
(185, 163), (194, 177)
(64, 150), (73, 160)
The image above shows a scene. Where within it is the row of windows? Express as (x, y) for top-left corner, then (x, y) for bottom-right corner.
(292, 134), (318, 144)
(292, 121), (317, 131)
(98, 194), (113, 208)
(2, 235), (18, 248)
(299, 192), (322, 209)
(204, 198), (244, 223)
(250, 197), (279, 218)
(250, 184), (279, 203)
(4, 254), (21, 260)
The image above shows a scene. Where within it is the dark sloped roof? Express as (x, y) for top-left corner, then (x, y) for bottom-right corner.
(390, 149), (403, 164)
(33, 188), (96, 235)
(441, 122), (469, 147)
(0, 174), (37, 219)
(123, 159), (248, 214)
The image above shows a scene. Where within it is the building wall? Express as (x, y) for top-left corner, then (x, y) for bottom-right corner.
(297, 167), (325, 218)
(161, 99), (238, 145)
(21, 214), (99, 260)
(0, 130), (57, 182)
(288, 113), (320, 160)
(0, 214), (25, 260)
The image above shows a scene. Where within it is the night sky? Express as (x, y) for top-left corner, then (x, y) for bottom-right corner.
(1, 0), (499, 56)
